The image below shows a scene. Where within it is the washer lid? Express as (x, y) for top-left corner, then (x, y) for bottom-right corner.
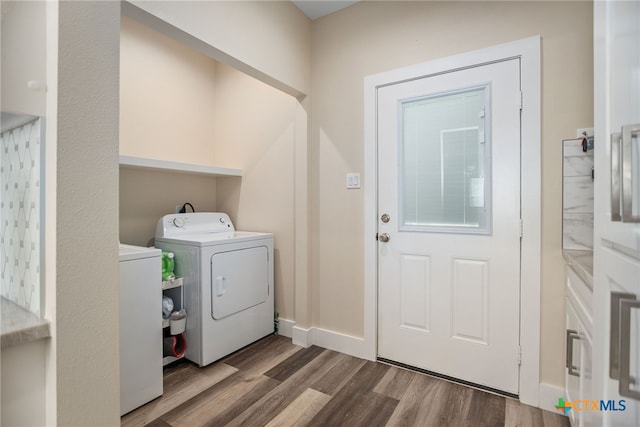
(155, 231), (272, 247)
(119, 244), (161, 261)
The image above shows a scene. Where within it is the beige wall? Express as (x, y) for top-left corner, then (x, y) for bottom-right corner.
(56, 1), (121, 424)
(120, 15), (217, 166)
(214, 61), (298, 322)
(310, 1), (593, 387)
(0, 0), (47, 116)
(119, 168), (217, 246)
(128, 0), (311, 97)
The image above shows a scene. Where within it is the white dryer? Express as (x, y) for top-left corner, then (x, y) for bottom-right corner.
(155, 213), (274, 367)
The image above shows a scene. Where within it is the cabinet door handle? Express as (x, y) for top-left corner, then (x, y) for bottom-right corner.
(621, 124), (640, 222)
(611, 132), (622, 221)
(619, 299), (640, 400)
(566, 329), (581, 377)
(610, 292), (636, 379)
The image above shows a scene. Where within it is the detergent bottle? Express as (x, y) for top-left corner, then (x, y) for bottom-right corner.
(162, 252), (176, 281)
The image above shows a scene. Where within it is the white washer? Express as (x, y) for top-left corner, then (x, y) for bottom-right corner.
(119, 244), (163, 415)
(155, 212), (274, 367)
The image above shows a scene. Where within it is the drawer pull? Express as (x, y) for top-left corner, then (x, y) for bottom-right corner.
(610, 292), (636, 380)
(611, 132), (622, 221)
(621, 124), (640, 222)
(619, 299), (640, 400)
(566, 329), (581, 377)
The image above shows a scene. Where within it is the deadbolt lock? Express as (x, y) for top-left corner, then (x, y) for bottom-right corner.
(381, 213), (390, 223)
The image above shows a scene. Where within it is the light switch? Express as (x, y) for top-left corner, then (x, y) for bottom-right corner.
(346, 173), (360, 189)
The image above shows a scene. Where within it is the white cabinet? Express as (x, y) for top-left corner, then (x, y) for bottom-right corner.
(162, 278), (184, 330)
(565, 298), (581, 427)
(566, 264), (594, 427)
(596, 248), (640, 426)
(119, 245), (163, 416)
(592, 1), (640, 426)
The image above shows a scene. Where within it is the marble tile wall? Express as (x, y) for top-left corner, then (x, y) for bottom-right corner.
(0, 118), (42, 315)
(562, 138), (594, 250)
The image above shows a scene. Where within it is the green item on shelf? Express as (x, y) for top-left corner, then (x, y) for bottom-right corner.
(162, 252), (176, 281)
(274, 311), (279, 335)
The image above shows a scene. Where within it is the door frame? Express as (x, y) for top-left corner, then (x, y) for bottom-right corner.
(363, 36), (541, 406)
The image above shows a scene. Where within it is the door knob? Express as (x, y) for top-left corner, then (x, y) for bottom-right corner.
(379, 233), (390, 242)
(381, 213), (390, 223)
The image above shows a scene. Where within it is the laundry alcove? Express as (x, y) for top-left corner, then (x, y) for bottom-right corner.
(118, 7), (302, 328)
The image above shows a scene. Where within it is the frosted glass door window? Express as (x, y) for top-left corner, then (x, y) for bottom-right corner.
(400, 86), (491, 234)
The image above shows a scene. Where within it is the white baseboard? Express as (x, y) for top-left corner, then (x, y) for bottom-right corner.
(277, 318), (295, 339)
(539, 382), (566, 414)
(313, 327), (371, 360)
(285, 320), (371, 360)
(292, 325), (313, 348)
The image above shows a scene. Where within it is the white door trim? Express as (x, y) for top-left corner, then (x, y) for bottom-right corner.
(363, 36), (541, 406)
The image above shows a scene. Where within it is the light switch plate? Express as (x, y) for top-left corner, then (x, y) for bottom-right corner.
(346, 173), (360, 189)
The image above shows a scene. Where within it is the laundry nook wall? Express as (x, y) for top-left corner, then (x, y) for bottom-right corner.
(118, 14), (299, 323)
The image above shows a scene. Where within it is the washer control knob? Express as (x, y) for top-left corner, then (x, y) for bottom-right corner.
(219, 217), (226, 224)
(173, 217), (185, 228)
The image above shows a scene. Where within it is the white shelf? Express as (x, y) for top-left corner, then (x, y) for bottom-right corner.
(162, 277), (183, 291)
(163, 278), (184, 329)
(119, 155), (242, 177)
(162, 355), (183, 366)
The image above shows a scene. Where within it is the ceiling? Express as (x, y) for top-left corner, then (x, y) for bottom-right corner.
(291, 1), (359, 20)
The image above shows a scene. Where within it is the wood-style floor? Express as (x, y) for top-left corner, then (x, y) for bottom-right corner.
(122, 335), (569, 427)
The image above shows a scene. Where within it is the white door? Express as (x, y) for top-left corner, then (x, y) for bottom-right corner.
(593, 1), (640, 426)
(377, 59), (522, 394)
